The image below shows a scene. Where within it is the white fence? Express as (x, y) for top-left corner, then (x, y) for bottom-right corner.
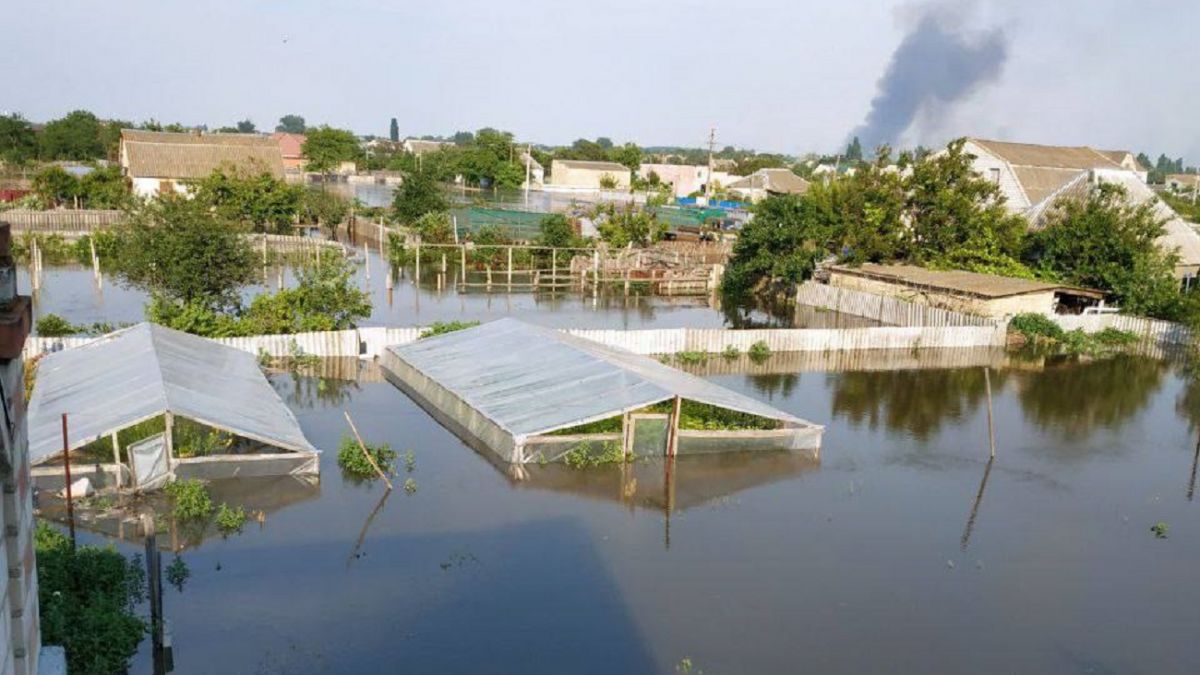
(24, 322), (1006, 361)
(1052, 313), (1194, 347)
(796, 282), (999, 327)
(2, 209), (125, 233)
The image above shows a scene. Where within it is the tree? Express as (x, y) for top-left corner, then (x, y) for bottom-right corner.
(389, 118), (399, 143)
(301, 189), (350, 227)
(114, 195), (256, 311)
(393, 171), (448, 223)
(32, 166), (80, 207)
(611, 143), (643, 171)
(1024, 183), (1181, 318)
(237, 257), (371, 334)
(301, 126), (360, 174)
(192, 167), (305, 233)
(236, 119), (257, 133)
(78, 165), (131, 209)
(845, 136), (863, 161)
(723, 194), (831, 293)
(276, 114), (306, 134)
(0, 114), (37, 165)
(39, 110), (105, 160)
(538, 213), (577, 248)
(596, 204), (662, 247)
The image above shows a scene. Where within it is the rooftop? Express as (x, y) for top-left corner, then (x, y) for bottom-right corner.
(121, 129), (284, 179)
(828, 263), (1104, 300)
(968, 138), (1123, 170)
(553, 159), (632, 172)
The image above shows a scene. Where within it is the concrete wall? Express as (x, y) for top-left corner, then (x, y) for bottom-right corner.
(638, 164), (709, 198)
(549, 161), (632, 190)
(827, 273), (1055, 318)
(0, 356), (40, 675)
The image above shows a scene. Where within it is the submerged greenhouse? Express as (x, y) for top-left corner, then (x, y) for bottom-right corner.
(381, 318), (823, 464)
(28, 323), (319, 492)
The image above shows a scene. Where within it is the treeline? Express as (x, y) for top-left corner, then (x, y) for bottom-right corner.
(726, 139), (1195, 323)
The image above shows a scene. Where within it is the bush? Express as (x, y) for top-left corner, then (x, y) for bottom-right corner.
(36, 313), (78, 337)
(564, 441), (626, 469)
(36, 522), (147, 675)
(215, 503), (247, 535)
(337, 434), (397, 479)
(164, 479), (213, 521)
(1008, 313), (1065, 341)
(420, 320), (480, 339)
(748, 340), (771, 363)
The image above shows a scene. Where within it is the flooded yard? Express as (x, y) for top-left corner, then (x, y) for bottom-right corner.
(50, 352), (1200, 674)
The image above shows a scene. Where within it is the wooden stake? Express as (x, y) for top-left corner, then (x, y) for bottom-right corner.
(61, 413), (76, 552)
(666, 396), (682, 457)
(984, 367), (996, 458)
(344, 411), (393, 490)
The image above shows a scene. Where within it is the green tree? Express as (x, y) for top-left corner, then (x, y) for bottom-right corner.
(301, 126), (361, 174)
(845, 136), (863, 161)
(276, 114), (306, 134)
(611, 143), (643, 171)
(114, 195), (256, 311)
(301, 189), (350, 227)
(237, 256), (371, 334)
(389, 118), (399, 142)
(538, 213), (578, 248)
(596, 205), (662, 248)
(0, 114), (37, 164)
(1024, 182), (1180, 318)
(39, 110), (105, 160)
(78, 165), (131, 209)
(192, 167), (305, 233)
(393, 170), (448, 223)
(31, 166), (80, 207)
(723, 194), (832, 293)
(236, 119), (257, 133)
(818, 152), (907, 264)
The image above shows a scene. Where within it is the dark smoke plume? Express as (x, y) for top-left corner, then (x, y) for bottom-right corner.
(851, 10), (1007, 151)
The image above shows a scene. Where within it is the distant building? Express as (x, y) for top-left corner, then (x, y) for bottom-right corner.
(119, 130), (285, 198)
(638, 164), (710, 198)
(272, 132), (307, 171)
(520, 151), (544, 189)
(1166, 174), (1200, 191)
(549, 159), (632, 190)
(828, 263), (1104, 318)
(962, 138), (1200, 279)
(726, 168), (810, 202)
(401, 139), (453, 156)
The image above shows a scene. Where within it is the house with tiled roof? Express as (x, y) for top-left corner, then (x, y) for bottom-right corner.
(962, 138), (1200, 279)
(119, 130), (284, 198)
(726, 168), (810, 202)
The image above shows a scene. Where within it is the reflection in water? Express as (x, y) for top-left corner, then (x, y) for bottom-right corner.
(348, 488), (392, 565)
(747, 373), (801, 399)
(1015, 356), (1166, 440)
(828, 367), (1003, 440)
(272, 371), (362, 409)
(960, 457), (994, 551)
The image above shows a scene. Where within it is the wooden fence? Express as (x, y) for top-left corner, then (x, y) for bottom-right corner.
(796, 282), (999, 327)
(1, 209), (125, 233)
(24, 322), (1006, 361)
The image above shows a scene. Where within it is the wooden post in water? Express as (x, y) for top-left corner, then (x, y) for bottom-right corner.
(61, 413), (76, 551)
(592, 250), (600, 299)
(486, 266), (493, 290)
(415, 241), (421, 283)
(142, 513), (166, 671)
(984, 367), (996, 458)
(344, 411), (393, 490)
(506, 247), (513, 288)
(666, 396), (682, 457)
(441, 254), (447, 274)
(111, 432), (121, 489)
(460, 246), (467, 285)
(551, 248), (558, 282)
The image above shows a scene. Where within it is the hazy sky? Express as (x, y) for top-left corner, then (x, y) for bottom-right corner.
(3, 0), (1196, 160)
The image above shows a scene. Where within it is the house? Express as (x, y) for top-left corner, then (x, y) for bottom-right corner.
(272, 132), (307, 171)
(1166, 174), (1200, 192)
(402, 138), (453, 156)
(520, 151), (544, 189)
(548, 159), (632, 190)
(726, 168), (810, 202)
(827, 263), (1105, 318)
(119, 129), (285, 198)
(638, 163), (713, 198)
(962, 138), (1200, 279)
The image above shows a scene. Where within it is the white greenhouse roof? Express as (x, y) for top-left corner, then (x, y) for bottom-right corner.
(385, 318), (818, 441)
(28, 323), (317, 465)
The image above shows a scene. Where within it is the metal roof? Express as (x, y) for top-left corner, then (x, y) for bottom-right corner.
(385, 318), (817, 442)
(829, 263), (1105, 300)
(28, 323), (316, 465)
(552, 159), (631, 173)
(969, 138), (1122, 170)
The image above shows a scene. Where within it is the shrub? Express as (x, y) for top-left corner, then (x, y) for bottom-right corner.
(36, 522), (147, 675)
(721, 345), (741, 360)
(563, 441), (626, 469)
(164, 479), (213, 521)
(674, 350), (709, 365)
(748, 340), (772, 363)
(1008, 313), (1064, 341)
(420, 320), (480, 339)
(36, 313), (77, 337)
(403, 478), (418, 494)
(215, 503), (247, 535)
(337, 434), (397, 478)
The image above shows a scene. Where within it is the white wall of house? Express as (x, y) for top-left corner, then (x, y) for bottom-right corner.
(549, 161), (631, 190)
(130, 177), (190, 199)
(961, 140), (1030, 210)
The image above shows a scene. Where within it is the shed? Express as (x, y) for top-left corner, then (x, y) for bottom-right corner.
(549, 160), (633, 190)
(29, 323), (318, 492)
(827, 263), (1105, 318)
(380, 318), (823, 464)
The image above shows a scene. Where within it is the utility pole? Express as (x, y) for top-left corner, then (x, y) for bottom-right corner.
(705, 127), (716, 201)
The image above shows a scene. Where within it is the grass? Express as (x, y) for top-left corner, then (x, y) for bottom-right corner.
(337, 434), (397, 479)
(563, 441), (626, 469)
(420, 320), (480, 339)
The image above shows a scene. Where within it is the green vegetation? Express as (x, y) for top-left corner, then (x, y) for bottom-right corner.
(215, 503), (248, 535)
(393, 170), (449, 224)
(36, 522), (147, 675)
(1008, 313), (1064, 340)
(722, 345), (741, 360)
(594, 203), (664, 248)
(301, 188), (350, 227)
(0, 113), (37, 164)
(748, 340), (772, 363)
(1151, 521), (1169, 539)
(563, 441), (626, 469)
(302, 126), (361, 174)
(173, 419), (232, 458)
(165, 555), (191, 592)
(674, 350), (710, 365)
(276, 114), (306, 134)
(404, 450), (416, 472)
(420, 320), (480, 339)
(550, 399), (779, 438)
(337, 434), (397, 479)
(164, 479), (214, 522)
(403, 477), (418, 494)
(1007, 313), (1139, 355)
(192, 167), (305, 234)
(537, 213), (582, 249)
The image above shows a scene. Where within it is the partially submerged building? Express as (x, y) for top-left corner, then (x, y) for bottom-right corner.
(29, 323), (318, 492)
(549, 160), (632, 191)
(381, 318), (823, 465)
(827, 263), (1104, 318)
(726, 168), (810, 202)
(962, 138), (1200, 279)
(119, 129), (285, 198)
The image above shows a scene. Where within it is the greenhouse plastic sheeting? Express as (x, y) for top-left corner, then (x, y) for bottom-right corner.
(383, 318), (821, 454)
(28, 323), (317, 465)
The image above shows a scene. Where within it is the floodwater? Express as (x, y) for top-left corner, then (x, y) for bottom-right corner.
(51, 351), (1200, 674)
(19, 243), (878, 331)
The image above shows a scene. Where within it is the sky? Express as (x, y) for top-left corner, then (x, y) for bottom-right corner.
(2, 0), (1197, 161)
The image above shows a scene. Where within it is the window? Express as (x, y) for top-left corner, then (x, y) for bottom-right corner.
(988, 168), (1001, 184)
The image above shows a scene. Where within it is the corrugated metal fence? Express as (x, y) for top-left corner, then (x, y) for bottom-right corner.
(796, 282), (999, 327)
(1053, 314), (1194, 348)
(2, 209), (125, 233)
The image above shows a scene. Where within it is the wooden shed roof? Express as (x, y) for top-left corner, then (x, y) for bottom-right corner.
(828, 263), (1104, 300)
